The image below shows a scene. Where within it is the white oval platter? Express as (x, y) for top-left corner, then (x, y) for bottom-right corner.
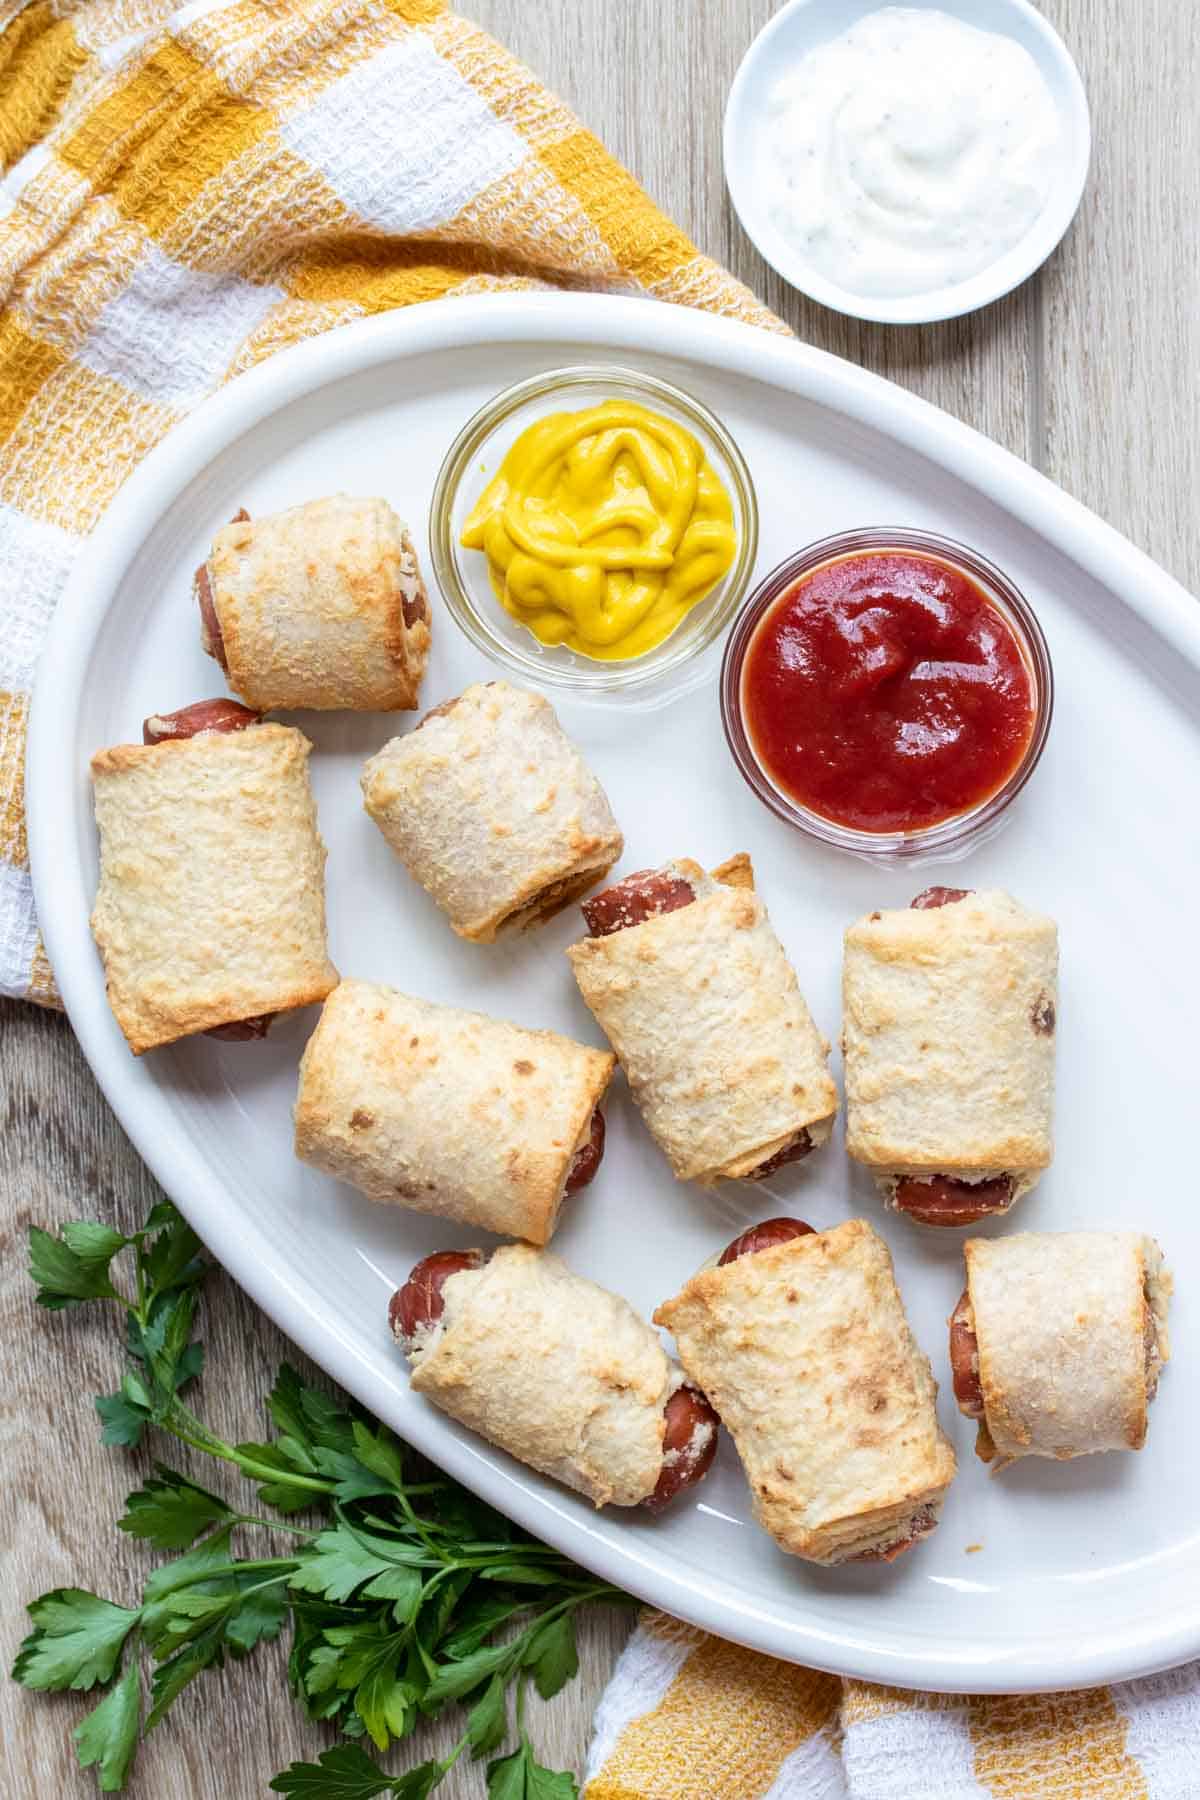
(27, 292), (1200, 1693)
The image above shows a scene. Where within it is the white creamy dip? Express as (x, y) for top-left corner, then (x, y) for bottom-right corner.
(763, 7), (1060, 298)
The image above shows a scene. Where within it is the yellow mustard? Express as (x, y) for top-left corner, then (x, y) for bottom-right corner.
(460, 400), (737, 661)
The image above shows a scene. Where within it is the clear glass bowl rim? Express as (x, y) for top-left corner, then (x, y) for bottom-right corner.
(428, 364), (759, 696)
(719, 527), (1055, 859)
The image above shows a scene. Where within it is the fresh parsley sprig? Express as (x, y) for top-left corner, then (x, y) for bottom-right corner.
(14, 1202), (633, 1795)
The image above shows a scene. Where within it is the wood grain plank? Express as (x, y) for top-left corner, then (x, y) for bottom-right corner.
(1040, 0), (1200, 588)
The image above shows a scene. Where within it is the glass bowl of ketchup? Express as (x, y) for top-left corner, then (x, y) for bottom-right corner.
(720, 529), (1053, 859)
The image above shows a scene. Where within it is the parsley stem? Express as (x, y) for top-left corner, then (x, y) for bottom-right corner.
(159, 1403), (340, 1497)
(162, 1558), (301, 1583)
(439, 1732), (470, 1778)
(229, 1514), (321, 1541)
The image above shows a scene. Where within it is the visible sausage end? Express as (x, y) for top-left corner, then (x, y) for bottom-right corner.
(205, 1013), (274, 1042)
(582, 869), (697, 938)
(563, 1108), (605, 1197)
(892, 1174), (1014, 1227)
(416, 696), (462, 731)
(643, 1382), (719, 1512)
(848, 1504), (939, 1563)
(195, 510), (247, 670)
(143, 698), (262, 744)
(948, 1289), (985, 1419)
(389, 1249), (485, 1353)
(718, 1216), (815, 1267)
(910, 887), (973, 910)
(195, 562), (229, 673)
(744, 1129), (814, 1181)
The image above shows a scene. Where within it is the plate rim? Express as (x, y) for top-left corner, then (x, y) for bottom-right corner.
(26, 290), (1200, 1693)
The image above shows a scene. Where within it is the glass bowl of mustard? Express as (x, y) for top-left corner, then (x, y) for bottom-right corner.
(429, 366), (758, 702)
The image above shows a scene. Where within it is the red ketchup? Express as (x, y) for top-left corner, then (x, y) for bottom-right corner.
(742, 551), (1035, 834)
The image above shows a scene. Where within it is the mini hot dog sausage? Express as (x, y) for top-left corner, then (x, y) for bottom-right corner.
(893, 1174), (1014, 1227)
(954, 1232), (1171, 1468)
(141, 696), (277, 1042)
(392, 1244), (716, 1511)
(844, 891), (1057, 1227)
(643, 1382), (720, 1511)
(582, 869), (697, 938)
(948, 1290), (984, 1417)
(909, 886), (972, 910)
(195, 509), (248, 672)
(196, 564), (227, 671)
(744, 1130), (814, 1181)
(656, 1218), (956, 1564)
(571, 857), (838, 1185)
(363, 683), (621, 940)
(200, 498), (430, 711)
(720, 1215), (935, 1563)
(206, 1014), (273, 1042)
(718, 1216), (815, 1265)
(142, 698), (263, 744)
(295, 983), (614, 1244)
(563, 1108), (606, 1197)
(389, 1248), (486, 1348)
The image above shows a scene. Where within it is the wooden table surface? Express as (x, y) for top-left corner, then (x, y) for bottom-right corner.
(3, 1), (1197, 1793)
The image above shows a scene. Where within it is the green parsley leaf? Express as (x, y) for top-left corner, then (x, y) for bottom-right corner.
(233, 1441), (325, 1513)
(349, 1420), (408, 1494)
(524, 1762), (579, 1800)
(439, 1596), (526, 1660)
(477, 1563), (566, 1588)
(12, 1590), (140, 1692)
(145, 1622), (226, 1729)
(522, 1613), (578, 1701)
(224, 1579), (288, 1654)
(141, 1526), (235, 1607)
(389, 1763), (446, 1800)
(422, 1642), (513, 1707)
(355, 1660), (417, 1751)
(266, 1364), (312, 1446)
(138, 1200), (182, 1233)
(268, 1741), (401, 1797)
(467, 1673), (508, 1756)
(28, 1225), (122, 1308)
(361, 1564), (422, 1624)
(486, 1743), (578, 1800)
(288, 1526), (422, 1605)
(73, 1657), (141, 1792)
(95, 1387), (149, 1450)
(139, 1214), (205, 1299)
(118, 1467), (233, 1550)
(62, 1221), (131, 1268)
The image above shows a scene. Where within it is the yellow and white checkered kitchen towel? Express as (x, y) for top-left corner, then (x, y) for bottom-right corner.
(4, 4), (1199, 1794)
(0, 0), (780, 1006)
(583, 1613), (1200, 1800)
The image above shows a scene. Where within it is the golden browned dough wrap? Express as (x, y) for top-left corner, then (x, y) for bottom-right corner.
(842, 890), (1058, 1220)
(656, 1219), (956, 1563)
(90, 724), (338, 1054)
(360, 682), (623, 941)
(567, 856), (837, 1183)
(294, 980), (615, 1244)
(403, 1245), (681, 1507)
(198, 496), (430, 710)
(953, 1232), (1172, 1469)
